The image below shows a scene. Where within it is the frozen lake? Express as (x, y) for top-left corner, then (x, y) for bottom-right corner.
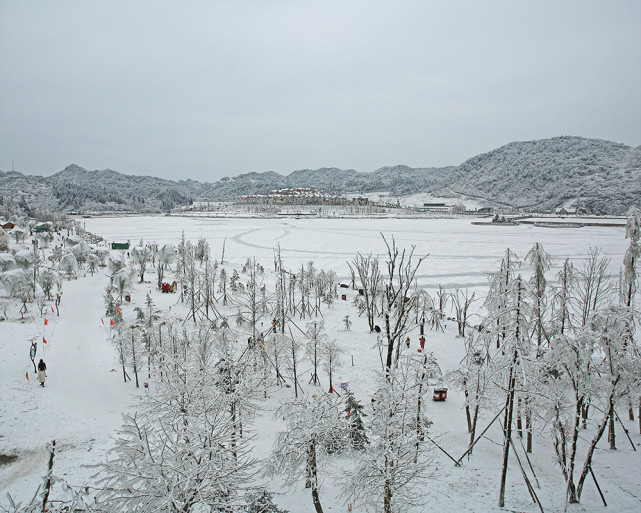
(83, 215), (630, 298)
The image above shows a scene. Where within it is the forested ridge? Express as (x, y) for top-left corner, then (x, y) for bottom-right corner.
(1, 136), (639, 214)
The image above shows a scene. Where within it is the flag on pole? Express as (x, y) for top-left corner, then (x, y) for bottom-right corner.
(110, 319), (114, 326)
(43, 337), (47, 344)
(44, 318), (48, 325)
(51, 306), (55, 313)
(26, 372), (29, 380)
(101, 318), (104, 325)
(116, 307), (120, 314)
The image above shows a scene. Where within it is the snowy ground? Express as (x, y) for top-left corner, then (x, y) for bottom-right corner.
(1, 217), (639, 512)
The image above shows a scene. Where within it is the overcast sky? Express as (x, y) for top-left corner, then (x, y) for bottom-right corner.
(1, 0), (639, 182)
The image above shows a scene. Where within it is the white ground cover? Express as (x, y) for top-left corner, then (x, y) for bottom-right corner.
(1, 216), (639, 512)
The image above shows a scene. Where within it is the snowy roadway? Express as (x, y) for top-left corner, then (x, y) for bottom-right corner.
(0, 270), (137, 501)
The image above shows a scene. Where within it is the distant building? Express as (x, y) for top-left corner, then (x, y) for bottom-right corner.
(238, 187), (352, 205)
(415, 203), (453, 214)
(555, 207), (577, 215)
(33, 223), (52, 233)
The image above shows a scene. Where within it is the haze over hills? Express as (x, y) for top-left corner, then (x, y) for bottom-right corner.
(0, 136), (639, 215)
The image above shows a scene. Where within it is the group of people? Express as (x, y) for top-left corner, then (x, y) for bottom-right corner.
(405, 336), (427, 350)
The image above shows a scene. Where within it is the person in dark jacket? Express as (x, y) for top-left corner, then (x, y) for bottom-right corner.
(37, 359), (47, 387)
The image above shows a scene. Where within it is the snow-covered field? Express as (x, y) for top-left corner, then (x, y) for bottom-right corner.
(1, 216), (639, 512)
(83, 215), (629, 290)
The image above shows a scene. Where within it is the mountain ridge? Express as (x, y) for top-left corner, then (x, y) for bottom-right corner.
(1, 136), (639, 215)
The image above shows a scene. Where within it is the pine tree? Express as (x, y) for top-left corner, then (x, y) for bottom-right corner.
(344, 390), (369, 449)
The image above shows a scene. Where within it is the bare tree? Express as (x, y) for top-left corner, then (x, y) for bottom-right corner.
(576, 247), (613, 327)
(348, 253), (382, 332)
(381, 234), (426, 376)
(451, 288), (477, 337)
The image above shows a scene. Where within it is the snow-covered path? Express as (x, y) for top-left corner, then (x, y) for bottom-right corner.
(0, 270), (136, 499)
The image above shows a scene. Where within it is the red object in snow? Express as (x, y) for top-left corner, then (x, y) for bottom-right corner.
(433, 388), (448, 401)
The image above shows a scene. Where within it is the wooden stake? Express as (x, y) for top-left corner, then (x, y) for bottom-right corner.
(589, 466), (607, 507)
(426, 436), (461, 467)
(614, 409), (637, 451)
(456, 404), (506, 465)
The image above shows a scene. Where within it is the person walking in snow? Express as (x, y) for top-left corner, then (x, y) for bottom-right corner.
(37, 359), (47, 387)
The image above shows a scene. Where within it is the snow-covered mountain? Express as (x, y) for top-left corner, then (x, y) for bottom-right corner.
(1, 136), (638, 214)
(447, 136), (641, 214)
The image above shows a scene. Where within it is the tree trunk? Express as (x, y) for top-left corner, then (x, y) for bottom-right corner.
(526, 400), (532, 453)
(469, 404), (479, 456)
(383, 472), (393, 513)
(608, 404), (616, 450)
(307, 441), (324, 513)
(576, 378), (619, 502)
(498, 351), (517, 508)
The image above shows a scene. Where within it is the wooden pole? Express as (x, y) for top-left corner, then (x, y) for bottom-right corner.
(456, 404), (506, 465)
(426, 436), (461, 467)
(614, 409), (637, 451)
(589, 466), (607, 507)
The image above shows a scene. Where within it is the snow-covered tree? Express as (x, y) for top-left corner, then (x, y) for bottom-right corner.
(323, 339), (342, 394)
(622, 208), (640, 309)
(348, 252), (381, 333)
(451, 287), (477, 338)
(268, 393), (348, 513)
(306, 320), (326, 387)
(131, 244), (152, 282)
(37, 268), (59, 300)
(344, 367), (433, 513)
(525, 242), (551, 353)
(381, 235), (426, 375)
(576, 247), (613, 327)
(9, 269), (33, 318)
(344, 389), (368, 449)
(97, 326), (256, 512)
(59, 252), (78, 279)
(155, 243), (176, 289)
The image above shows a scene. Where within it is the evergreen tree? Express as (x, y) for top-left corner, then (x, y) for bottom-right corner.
(344, 390), (369, 449)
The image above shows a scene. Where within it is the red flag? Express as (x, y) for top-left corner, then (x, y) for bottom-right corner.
(43, 337), (47, 344)
(51, 306), (55, 313)
(44, 318), (48, 325)
(110, 319), (114, 326)
(26, 372), (29, 380)
(116, 307), (120, 314)
(101, 318), (105, 325)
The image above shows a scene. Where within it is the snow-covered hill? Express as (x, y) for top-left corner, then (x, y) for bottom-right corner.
(447, 136), (641, 214)
(1, 136), (639, 214)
